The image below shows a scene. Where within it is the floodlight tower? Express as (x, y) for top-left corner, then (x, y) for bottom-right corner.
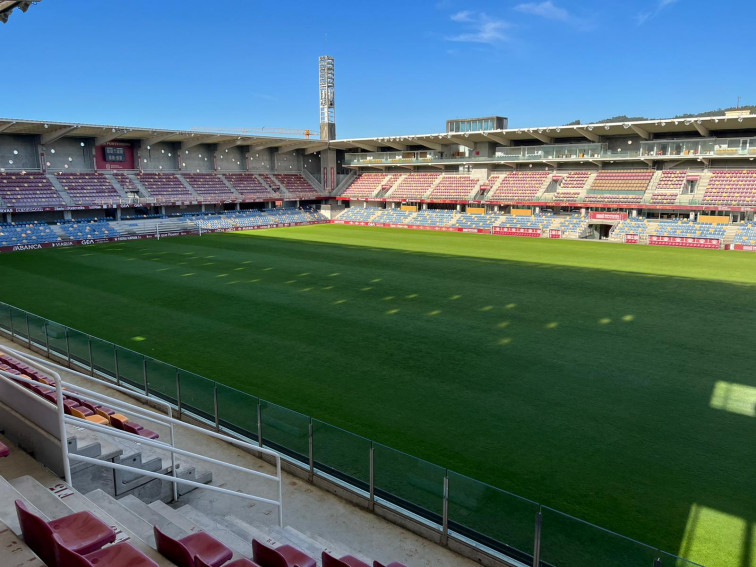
(319, 55), (336, 140)
(318, 55), (338, 194)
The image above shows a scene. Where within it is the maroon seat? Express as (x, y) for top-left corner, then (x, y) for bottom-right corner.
(154, 524), (233, 567)
(15, 499), (116, 567)
(373, 562), (408, 567)
(252, 538), (316, 567)
(54, 535), (158, 567)
(195, 556), (262, 567)
(323, 551), (370, 567)
(111, 415), (159, 439)
(0, 441), (9, 457)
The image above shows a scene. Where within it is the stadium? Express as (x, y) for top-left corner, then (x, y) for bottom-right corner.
(0, 2), (754, 567)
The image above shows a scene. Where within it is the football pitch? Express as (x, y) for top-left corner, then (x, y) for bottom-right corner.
(0, 224), (754, 567)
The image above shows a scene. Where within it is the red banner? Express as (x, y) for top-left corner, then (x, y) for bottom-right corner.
(549, 230), (562, 239)
(648, 235), (720, 249)
(492, 226), (542, 237)
(624, 233), (639, 244)
(330, 220), (489, 233)
(733, 244), (756, 252)
(589, 212), (628, 221)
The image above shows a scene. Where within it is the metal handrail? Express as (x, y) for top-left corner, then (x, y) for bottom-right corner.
(0, 352), (284, 525)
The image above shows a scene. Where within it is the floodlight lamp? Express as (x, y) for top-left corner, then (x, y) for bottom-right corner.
(623, 123), (630, 129)
(604, 125), (610, 130)
(80, 142), (85, 147)
(555, 128), (561, 132)
(12, 150), (17, 155)
(738, 117), (744, 123)
(661, 122), (666, 127)
(587, 126), (593, 131)
(147, 145), (151, 150)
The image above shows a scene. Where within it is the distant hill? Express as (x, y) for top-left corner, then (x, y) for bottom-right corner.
(581, 105), (756, 124)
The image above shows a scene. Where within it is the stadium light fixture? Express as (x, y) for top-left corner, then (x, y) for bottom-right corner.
(12, 150), (17, 155)
(623, 123), (630, 129)
(661, 122), (666, 126)
(50, 149), (55, 153)
(146, 145), (151, 150)
(738, 117), (744, 122)
(587, 126), (594, 131)
(604, 125), (610, 130)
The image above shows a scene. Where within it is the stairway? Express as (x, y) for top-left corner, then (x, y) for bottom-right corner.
(176, 174), (202, 200)
(46, 174), (75, 206)
(104, 172), (133, 201)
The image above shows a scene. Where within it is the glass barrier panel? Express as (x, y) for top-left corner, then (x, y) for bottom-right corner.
(216, 383), (259, 441)
(540, 507), (659, 567)
(657, 551), (706, 567)
(259, 400), (309, 462)
(8, 306), (28, 340)
(177, 370), (216, 422)
(90, 337), (116, 380)
(447, 471), (537, 564)
(66, 328), (91, 370)
(0, 303), (11, 333)
(312, 420), (370, 490)
(144, 358), (177, 405)
(114, 346), (145, 390)
(45, 321), (69, 358)
(26, 313), (47, 348)
(373, 443), (445, 523)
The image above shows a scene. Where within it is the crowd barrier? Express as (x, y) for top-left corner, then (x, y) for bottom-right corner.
(0, 301), (705, 567)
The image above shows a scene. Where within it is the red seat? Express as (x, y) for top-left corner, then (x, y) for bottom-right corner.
(54, 535), (158, 567)
(154, 525), (233, 567)
(15, 499), (116, 567)
(0, 441), (9, 458)
(323, 551), (370, 567)
(195, 557), (262, 567)
(111, 415), (159, 439)
(252, 538), (316, 567)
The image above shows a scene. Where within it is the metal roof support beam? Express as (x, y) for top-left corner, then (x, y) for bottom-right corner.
(305, 144), (328, 155)
(276, 143), (312, 154)
(629, 124), (651, 140)
(446, 136), (475, 149)
(144, 132), (175, 147)
(693, 122), (710, 137)
(0, 121), (16, 133)
(95, 129), (128, 146)
(573, 128), (600, 143)
(40, 125), (79, 146)
(216, 139), (243, 153)
(349, 141), (380, 152)
(484, 133), (510, 146)
(181, 136), (218, 151)
(251, 140), (286, 151)
(528, 131), (553, 144)
(380, 141), (408, 151)
(410, 139), (443, 151)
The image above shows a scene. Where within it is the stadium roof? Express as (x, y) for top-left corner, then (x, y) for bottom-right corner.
(2, 113), (756, 154)
(0, 1), (39, 23)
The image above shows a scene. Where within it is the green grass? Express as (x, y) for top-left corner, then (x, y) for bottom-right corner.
(0, 225), (754, 567)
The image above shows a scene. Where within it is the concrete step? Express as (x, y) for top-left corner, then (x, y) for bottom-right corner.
(85, 489), (157, 546)
(280, 525), (327, 564)
(149, 500), (204, 534)
(176, 504), (252, 557)
(118, 494), (189, 540)
(0, 476), (49, 535)
(0, 518), (45, 566)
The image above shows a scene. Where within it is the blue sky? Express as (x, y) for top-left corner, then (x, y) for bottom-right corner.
(1, 0), (754, 138)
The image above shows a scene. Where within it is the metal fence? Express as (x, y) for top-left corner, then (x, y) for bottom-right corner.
(0, 300), (705, 567)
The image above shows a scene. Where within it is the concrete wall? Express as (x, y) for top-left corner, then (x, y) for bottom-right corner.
(45, 137), (93, 172)
(605, 135), (641, 153)
(216, 146), (246, 172)
(302, 152), (321, 178)
(180, 144), (213, 173)
(273, 149), (302, 171)
(141, 142), (178, 171)
(248, 148), (272, 171)
(0, 135), (39, 171)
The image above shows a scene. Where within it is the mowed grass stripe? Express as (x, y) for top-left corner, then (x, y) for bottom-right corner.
(0, 226), (753, 567)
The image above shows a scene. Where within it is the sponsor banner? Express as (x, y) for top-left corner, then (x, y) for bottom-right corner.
(733, 244), (756, 252)
(648, 235), (720, 249)
(0, 221), (328, 254)
(589, 212), (628, 221)
(492, 226), (542, 237)
(549, 230), (562, 239)
(624, 233), (639, 244)
(327, 220), (488, 234)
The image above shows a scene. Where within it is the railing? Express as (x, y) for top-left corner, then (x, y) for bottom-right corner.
(0, 346), (284, 526)
(0, 301), (705, 567)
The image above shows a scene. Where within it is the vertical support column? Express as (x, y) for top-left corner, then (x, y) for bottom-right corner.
(175, 370), (182, 418)
(308, 418), (314, 483)
(88, 338), (94, 376)
(257, 398), (263, 448)
(369, 441), (375, 511)
(213, 384), (220, 432)
(441, 472), (449, 545)
(113, 344), (120, 386)
(533, 507), (543, 567)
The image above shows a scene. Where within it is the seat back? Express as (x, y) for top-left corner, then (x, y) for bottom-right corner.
(110, 414), (127, 430)
(154, 525), (193, 567)
(322, 551), (348, 567)
(252, 539), (287, 567)
(15, 499), (56, 566)
(53, 533), (92, 567)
